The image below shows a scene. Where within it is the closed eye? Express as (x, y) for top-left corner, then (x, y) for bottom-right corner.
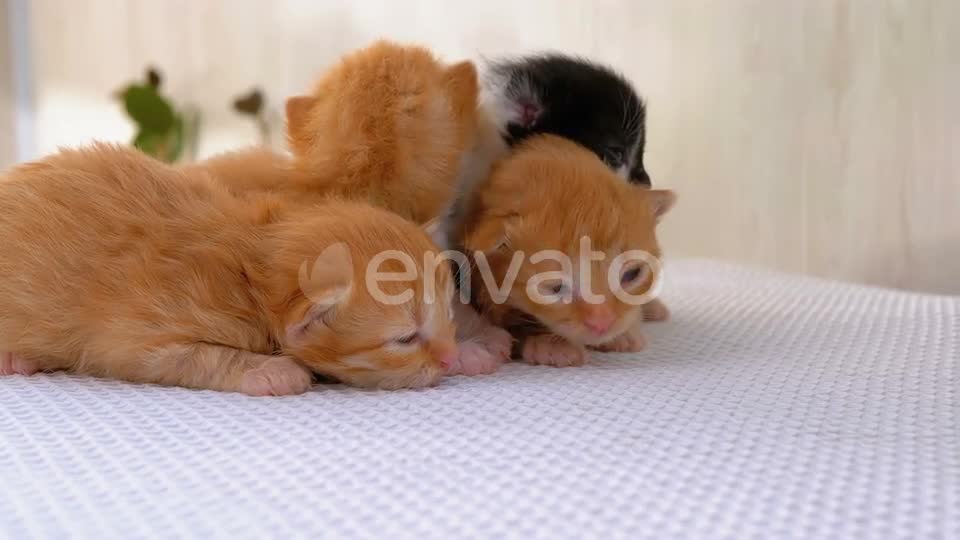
(394, 333), (418, 345)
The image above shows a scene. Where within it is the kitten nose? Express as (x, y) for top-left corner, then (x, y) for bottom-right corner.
(583, 307), (616, 336)
(430, 341), (459, 371)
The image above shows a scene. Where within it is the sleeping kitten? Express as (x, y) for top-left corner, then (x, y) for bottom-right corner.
(197, 40), (487, 225)
(479, 53), (671, 322)
(284, 39), (484, 225)
(200, 41), (513, 376)
(462, 135), (675, 366)
(0, 144), (458, 394)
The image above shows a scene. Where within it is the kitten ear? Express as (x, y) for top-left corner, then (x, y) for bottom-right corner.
(444, 61), (480, 117)
(466, 214), (516, 254)
(285, 287), (350, 346)
(285, 95), (317, 140)
(647, 189), (677, 220)
(288, 244), (354, 344)
(297, 243), (354, 298)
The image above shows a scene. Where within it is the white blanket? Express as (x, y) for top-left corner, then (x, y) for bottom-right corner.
(1, 260), (957, 539)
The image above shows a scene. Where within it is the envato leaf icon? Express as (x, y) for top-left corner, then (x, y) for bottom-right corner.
(298, 242), (353, 305)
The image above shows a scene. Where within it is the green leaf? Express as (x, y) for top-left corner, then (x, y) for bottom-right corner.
(122, 85), (175, 133)
(132, 129), (166, 158)
(131, 115), (184, 163)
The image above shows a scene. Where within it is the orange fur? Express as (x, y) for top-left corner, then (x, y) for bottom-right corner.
(462, 135), (675, 364)
(184, 40), (486, 224)
(192, 41), (512, 375)
(178, 147), (308, 201)
(0, 144), (457, 394)
(279, 40), (481, 224)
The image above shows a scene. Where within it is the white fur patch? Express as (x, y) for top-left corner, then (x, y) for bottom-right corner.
(479, 67), (540, 136)
(478, 70), (516, 135)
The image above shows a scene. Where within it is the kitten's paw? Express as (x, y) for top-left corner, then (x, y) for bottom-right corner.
(592, 329), (647, 353)
(452, 302), (513, 362)
(0, 352), (40, 376)
(448, 341), (501, 376)
(241, 356), (312, 396)
(642, 299), (670, 322)
(475, 325), (513, 362)
(522, 335), (587, 367)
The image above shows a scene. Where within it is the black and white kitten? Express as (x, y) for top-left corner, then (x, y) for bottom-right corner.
(482, 53), (652, 186)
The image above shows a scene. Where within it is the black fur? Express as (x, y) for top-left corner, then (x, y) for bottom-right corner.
(485, 54), (651, 186)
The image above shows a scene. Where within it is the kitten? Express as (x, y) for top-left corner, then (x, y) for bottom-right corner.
(283, 39), (484, 225)
(479, 53), (671, 322)
(462, 135), (675, 367)
(0, 144), (458, 395)
(196, 40), (486, 224)
(482, 53), (650, 185)
(201, 41), (513, 375)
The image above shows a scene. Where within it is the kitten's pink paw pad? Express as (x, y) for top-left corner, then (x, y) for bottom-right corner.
(593, 330), (647, 353)
(522, 336), (587, 368)
(643, 299), (670, 322)
(448, 341), (501, 376)
(241, 357), (312, 396)
(0, 352), (39, 376)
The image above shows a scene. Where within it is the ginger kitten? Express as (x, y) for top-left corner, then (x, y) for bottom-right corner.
(193, 40), (488, 224)
(462, 135), (675, 366)
(283, 39), (486, 225)
(198, 41), (512, 376)
(0, 145), (458, 394)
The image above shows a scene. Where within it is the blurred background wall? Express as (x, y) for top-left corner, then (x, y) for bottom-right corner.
(0, 0), (15, 167)
(3, 0), (959, 293)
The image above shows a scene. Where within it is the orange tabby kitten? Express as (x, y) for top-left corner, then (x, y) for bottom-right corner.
(195, 40), (512, 376)
(0, 144), (458, 394)
(198, 40), (488, 223)
(285, 39), (488, 224)
(462, 135), (676, 366)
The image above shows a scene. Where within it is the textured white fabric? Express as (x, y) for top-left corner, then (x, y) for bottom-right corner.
(1, 260), (957, 539)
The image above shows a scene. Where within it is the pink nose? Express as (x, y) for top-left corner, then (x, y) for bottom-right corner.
(433, 344), (459, 372)
(584, 314), (615, 336)
(438, 353), (454, 371)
